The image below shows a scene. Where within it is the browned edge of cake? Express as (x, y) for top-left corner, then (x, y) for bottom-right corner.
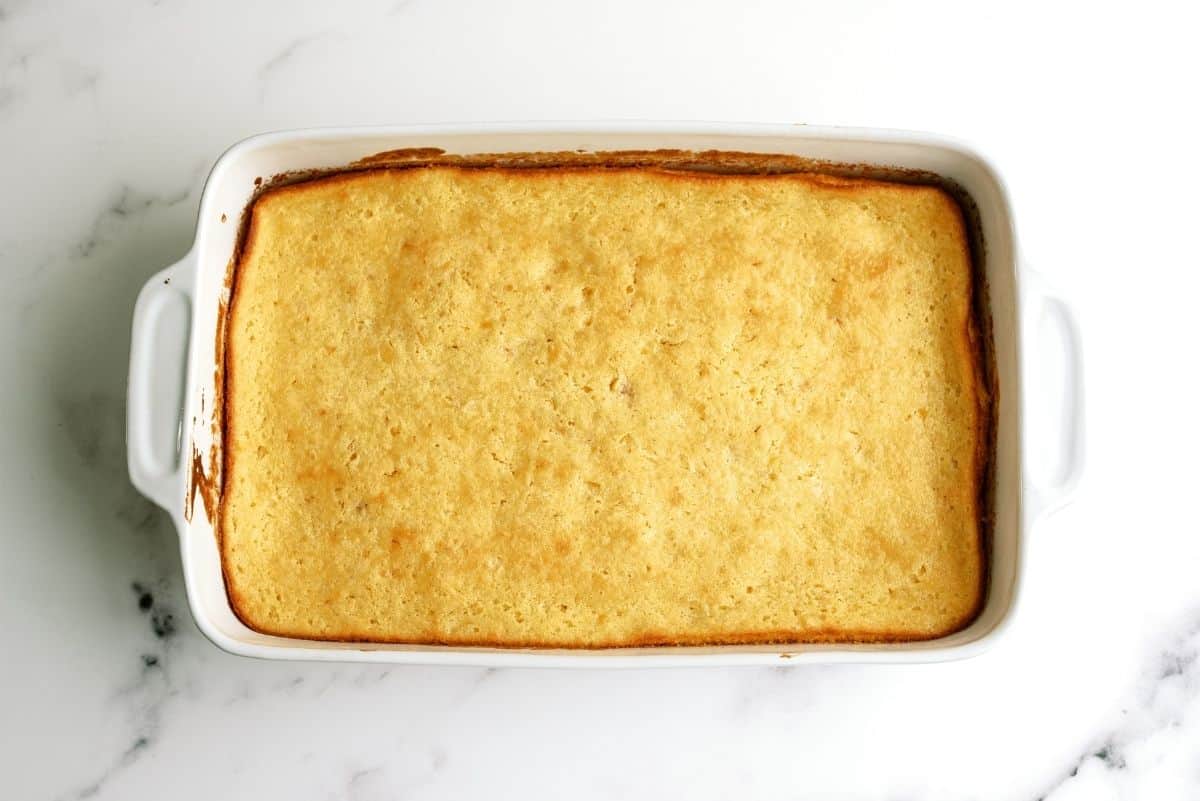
(218, 151), (997, 648)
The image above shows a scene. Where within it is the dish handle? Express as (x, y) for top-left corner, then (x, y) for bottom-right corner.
(127, 252), (194, 513)
(1021, 267), (1085, 520)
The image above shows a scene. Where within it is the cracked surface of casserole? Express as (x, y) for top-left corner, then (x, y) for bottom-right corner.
(221, 164), (987, 647)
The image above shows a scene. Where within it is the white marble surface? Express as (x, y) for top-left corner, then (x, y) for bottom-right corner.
(2, 0), (1198, 798)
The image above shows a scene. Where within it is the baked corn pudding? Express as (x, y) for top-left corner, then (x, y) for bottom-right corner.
(221, 163), (989, 647)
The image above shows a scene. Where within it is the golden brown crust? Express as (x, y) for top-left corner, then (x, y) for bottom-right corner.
(931, 189), (990, 631)
(213, 623), (973, 649)
(220, 158), (992, 648)
(240, 148), (966, 216)
(219, 196), (264, 616)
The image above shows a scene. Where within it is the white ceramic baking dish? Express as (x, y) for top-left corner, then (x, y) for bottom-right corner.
(126, 123), (1083, 666)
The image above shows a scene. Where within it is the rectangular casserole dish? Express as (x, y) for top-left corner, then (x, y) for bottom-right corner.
(126, 123), (1083, 666)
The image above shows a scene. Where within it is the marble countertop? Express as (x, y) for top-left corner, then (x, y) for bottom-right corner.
(2, 1), (1197, 798)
